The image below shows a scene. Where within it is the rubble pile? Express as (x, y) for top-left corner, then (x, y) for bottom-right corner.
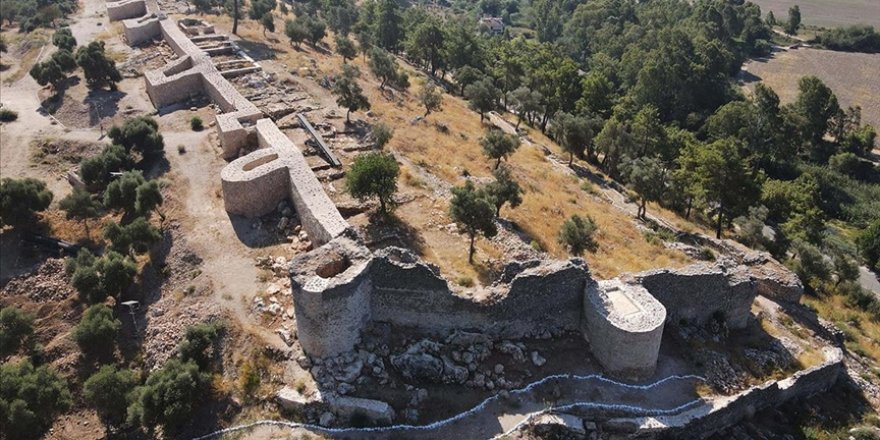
(304, 329), (553, 404)
(1, 258), (76, 302)
(142, 301), (223, 370)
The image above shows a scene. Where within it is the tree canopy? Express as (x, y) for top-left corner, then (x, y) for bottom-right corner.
(0, 177), (53, 228)
(75, 41), (122, 90)
(345, 151), (400, 215)
(449, 180), (497, 263)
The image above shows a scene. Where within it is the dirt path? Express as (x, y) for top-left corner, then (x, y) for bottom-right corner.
(159, 124), (285, 343)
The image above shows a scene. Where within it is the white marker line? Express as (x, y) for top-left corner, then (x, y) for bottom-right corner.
(191, 373), (705, 439)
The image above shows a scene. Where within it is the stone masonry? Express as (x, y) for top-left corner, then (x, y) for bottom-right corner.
(288, 234), (796, 379)
(115, 5), (349, 246)
(220, 120), (348, 246)
(115, 5), (805, 380)
(583, 279), (666, 378)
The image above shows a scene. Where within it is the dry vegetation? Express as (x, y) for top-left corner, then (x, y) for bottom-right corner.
(743, 48), (880, 146)
(750, 0), (880, 28)
(209, 16), (691, 284)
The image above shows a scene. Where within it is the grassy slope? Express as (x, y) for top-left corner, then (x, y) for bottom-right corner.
(214, 17), (692, 284)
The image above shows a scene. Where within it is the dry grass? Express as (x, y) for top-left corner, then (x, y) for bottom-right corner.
(805, 295), (880, 363)
(208, 19), (692, 282)
(744, 48), (880, 147)
(749, 0), (880, 28)
(1, 29), (51, 84)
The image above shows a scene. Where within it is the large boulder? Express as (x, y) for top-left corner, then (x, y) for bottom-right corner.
(391, 352), (444, 382)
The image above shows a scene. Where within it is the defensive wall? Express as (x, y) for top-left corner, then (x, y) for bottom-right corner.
(106, 0), (146, 21)
(110, 5), (844, 437)
(599, 346), (845, 439)
(289, 233), (802, 379)
(112, 0), (807, 383)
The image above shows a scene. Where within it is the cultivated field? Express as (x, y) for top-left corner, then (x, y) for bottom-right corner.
(750, 0), (880, 28)
(743, 47), (880, 145)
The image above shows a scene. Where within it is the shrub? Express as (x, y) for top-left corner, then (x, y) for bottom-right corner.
(0, 177), (53, 229)
(0, 108), (18, 122)
(449, 180), (497, 263)
(66, 249), (137, 303)
(0, 360), (71, 440)
(108, 116), (164, 157)
(128, 359), (208, 430)
(480, 129), (520, 168)
(104, 217), (162, 255)
(80, 144), (134, 188)
(178, 321), (224, 370)
(75, 41), (122, 90)
(857, 219), (880, 271)
(83, 365), (138, 425)
(370, 122), (394, 149)
(103, 171), (163, 217)
(816, 25), (880, 53)
(456, 276), (474, 287)
(0, 306), (34, 357)
(558, 214), (599, 255)
(190, 116), (203, 131)
(73, 304), (121, 355)
(52, 27), (77, 51)
(177, 144), (186, 154)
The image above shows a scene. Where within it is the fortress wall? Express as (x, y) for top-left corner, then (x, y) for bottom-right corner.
(582, 280), (666, 379)
(128, 12), (348, 246)
(254, 120), (349, 245)
(159, 18), (206, 59)
(630, 347), (845, 439)
(107, 0), (146, 21)
(144, 69), (202, 109)
(220, 148), (291, 217)
(290, 237), (374, 358)
(122, 14), (161, 45)
(369, 248), (587, 338)
(629, 263), (757, 329)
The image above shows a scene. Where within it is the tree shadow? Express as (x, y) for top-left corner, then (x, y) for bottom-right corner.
(360, 211), (428, 257)
(738, 69), (763, 85)
(228, 209), (299, 248)
(236, 39), (280, 61)
(85, 88), (126, 125)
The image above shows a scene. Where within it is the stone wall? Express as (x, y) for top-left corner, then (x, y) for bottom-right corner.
(370, 247), (589, 338)
(106, 0), (146, 21)
(122, 7), (348, 246)
(220, 120), (349, 246)
(627, 261), (758, 329)
(288, 237), (806, 380)
(617, 346), (845, 439)
(583, 279), (666, 379)
(121, 14), (161, 45)
(290, 236), (374, 358)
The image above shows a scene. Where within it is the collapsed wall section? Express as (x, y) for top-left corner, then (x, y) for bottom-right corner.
(620, 346), (844, 439)
(582, 279), (666, 379)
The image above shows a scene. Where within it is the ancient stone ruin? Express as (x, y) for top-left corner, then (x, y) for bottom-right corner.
(109, 3), (845, 436)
